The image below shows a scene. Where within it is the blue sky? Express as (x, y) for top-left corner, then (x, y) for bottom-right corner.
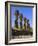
(10, 5), (33, 28)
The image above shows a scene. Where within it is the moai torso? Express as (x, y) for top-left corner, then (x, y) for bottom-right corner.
(24, 18), (27, 30)
(15, 10), (19, 28)
(27, 20), (30, 31)
(15, 16), (18, 28)
(20, 14), (23, 29)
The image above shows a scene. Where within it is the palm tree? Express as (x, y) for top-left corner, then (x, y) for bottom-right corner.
(15, 10), (19, 28)
(20, 13), (23, 29)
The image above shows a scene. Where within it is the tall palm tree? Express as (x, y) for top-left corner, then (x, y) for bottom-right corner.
(15, 10), (19, 28)
(20, 13), (23, 29)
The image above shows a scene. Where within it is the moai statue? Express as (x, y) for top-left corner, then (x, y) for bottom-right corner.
(20, 13), (23, 29)
(15, 10), (19, 28)
(24, 17), (27, 30)
(27, 19), (30, 31)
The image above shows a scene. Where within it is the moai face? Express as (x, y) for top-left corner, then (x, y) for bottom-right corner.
(15, 10), (19, 17)
(24, 18), (27, 22)
(27, 19), (29, 24)
(20, 13), (23, 22)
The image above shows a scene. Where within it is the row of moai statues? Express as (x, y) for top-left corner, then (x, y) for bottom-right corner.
(14, 10), (30, 31)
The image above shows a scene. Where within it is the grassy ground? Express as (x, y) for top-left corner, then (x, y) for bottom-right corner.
(12, 28), (33, 36)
